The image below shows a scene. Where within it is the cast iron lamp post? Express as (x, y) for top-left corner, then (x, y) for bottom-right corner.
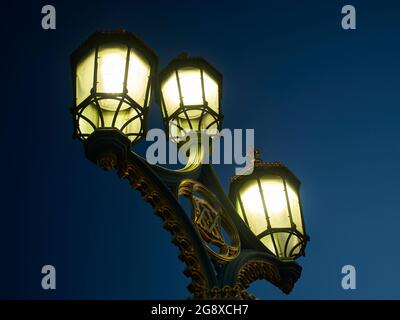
(70, 29), (309, 299)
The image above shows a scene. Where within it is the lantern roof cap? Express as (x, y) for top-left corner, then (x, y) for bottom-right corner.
(157, 53), (223, 107)
(70, 29), (158, 68)
(230, 149), (301, 188)
(159, 53), (223, 85)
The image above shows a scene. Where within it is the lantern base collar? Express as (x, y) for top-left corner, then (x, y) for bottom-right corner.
(84, 128), (131, 169)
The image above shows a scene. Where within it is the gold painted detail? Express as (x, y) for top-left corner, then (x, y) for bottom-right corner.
(237, 260), (281, 294)
(115, 160), (283, 299)
(178, 179), (240, 263)
(97, 154), (117, 171)
(196, 260), (281, 299)
(117, 161), (210, 299)
(196, 285), (254, 300)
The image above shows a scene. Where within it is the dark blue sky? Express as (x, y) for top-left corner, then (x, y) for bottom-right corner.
(1, 0), (400, 299)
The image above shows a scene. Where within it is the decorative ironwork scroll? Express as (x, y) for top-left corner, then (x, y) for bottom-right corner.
(178, 179), (240, 263)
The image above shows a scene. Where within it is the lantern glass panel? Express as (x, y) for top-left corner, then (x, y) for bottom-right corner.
(260, 176), (291, 229)
(203, 72), (219, 113)
(76, 49), (95, 105)
(161, 68), (220, 120)
(261, 234), (276, 256)
(127, 50), (151, 107)
(287, 183), (303, 233)
(161, 73), (180, 116)
(178, 68), (203, 111)
(78, 104), (98, 135)
(97, 44), (127, 95)
(238, 180), (268, 236)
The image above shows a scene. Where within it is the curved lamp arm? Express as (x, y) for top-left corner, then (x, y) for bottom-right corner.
(84, 129), (216, 298)
(83, 128), (302, 299)
(219, 249), (301, 297)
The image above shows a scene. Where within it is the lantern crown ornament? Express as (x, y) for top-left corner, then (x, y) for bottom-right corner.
(158, 53), (223, 142)
(229, 150), (309, 260)
(71, 30), (158, 143)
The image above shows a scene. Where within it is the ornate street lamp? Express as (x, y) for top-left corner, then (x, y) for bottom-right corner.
(71, 30), (157, 143)
(158, 53), (222, 142)
(70, 30), (309, 299)
(229, 151), (309, 260)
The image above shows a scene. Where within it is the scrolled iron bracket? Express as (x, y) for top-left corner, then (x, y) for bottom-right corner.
(219, 249), (302, 297)
(83, 128), (302, 299)
(178, 179), (241, 263)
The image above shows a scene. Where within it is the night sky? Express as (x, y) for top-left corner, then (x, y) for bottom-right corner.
(1, 0), (400, 299)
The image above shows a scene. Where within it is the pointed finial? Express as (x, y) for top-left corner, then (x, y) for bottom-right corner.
(177, 52), (189, 59)
(254, 148), (264, 164)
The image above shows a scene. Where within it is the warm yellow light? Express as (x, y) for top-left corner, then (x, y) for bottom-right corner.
(260, 177), (290, 230)
(240, 183), (263, 217)
(160, 62), (221, 142)
(72, 30), (157, 145)
(239, 177), (290, 232)
(203, 72), (219, 113)
(261, 180), (287, 214)
(76, 50), (95, 105)
(231, 161), (307, 259)
(99, 51), (126, 94)
(126, 50), (151, 107)
(75, 45), (151, 141)
(234, 175), (305, 258)
(178, 68), (203, 108)
(161, 73), (180, 116)
(287, 183), (303, 233)
(239, 182), (268, 236)
(161, 68), (203, 119)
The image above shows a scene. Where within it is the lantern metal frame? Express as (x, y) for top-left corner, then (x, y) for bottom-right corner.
(70, 30), (158, 143)
(229, 160), (309, 260)
(71, 30), (309, 300)
(157, 54), (223, 142)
